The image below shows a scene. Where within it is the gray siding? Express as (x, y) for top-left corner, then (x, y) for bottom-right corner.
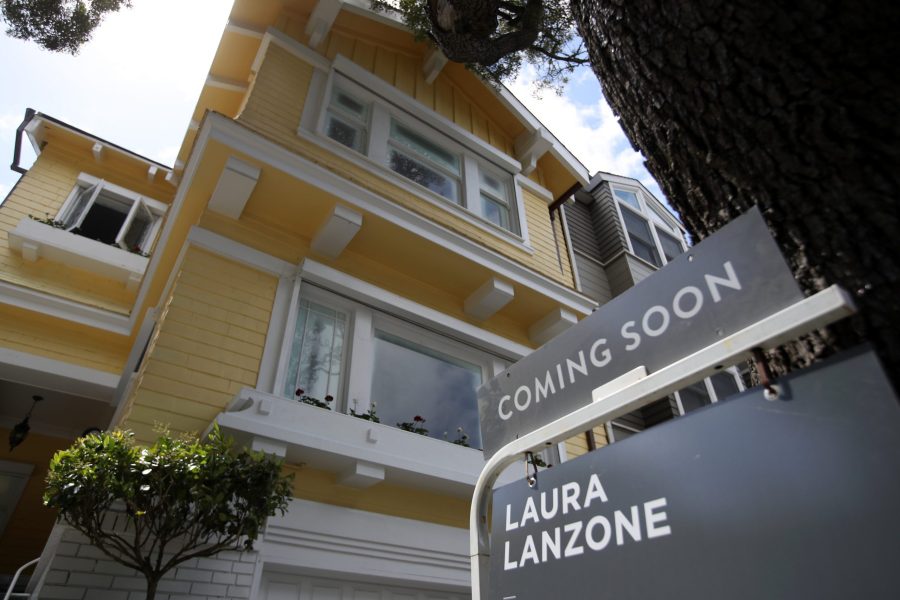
(574, 252), (612, 305)
(605, 253), (636, 297)
(564, 200), (599, 255)
(589, 184), (627, 263)
(627, 254), (657, 285)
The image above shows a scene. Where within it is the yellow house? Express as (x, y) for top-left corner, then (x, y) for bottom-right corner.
(0, 1), (601, 597)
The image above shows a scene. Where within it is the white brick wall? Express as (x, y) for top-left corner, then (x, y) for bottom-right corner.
(35, 526), (261, 600)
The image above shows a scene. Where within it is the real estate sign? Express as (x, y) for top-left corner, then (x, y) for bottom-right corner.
(478, 207), (804, 457)
(489, 348), (900, 599)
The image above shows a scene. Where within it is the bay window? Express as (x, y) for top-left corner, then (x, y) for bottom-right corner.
(613, 184), (685, 268)
(275, 284), (497, 450)
(318, 79), (521, 236)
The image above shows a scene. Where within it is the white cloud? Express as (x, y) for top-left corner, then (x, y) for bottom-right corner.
(509, 65), (667, 202)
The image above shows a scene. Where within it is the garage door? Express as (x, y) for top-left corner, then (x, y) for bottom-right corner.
(261, 573), (467, 600)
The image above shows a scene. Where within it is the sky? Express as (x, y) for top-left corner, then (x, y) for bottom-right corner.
(0, 0), (664, 204)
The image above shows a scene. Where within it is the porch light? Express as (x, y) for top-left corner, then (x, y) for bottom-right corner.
(8, 395), (42, 451)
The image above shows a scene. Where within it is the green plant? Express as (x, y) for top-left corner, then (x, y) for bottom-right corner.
(44, 427), (293, 600)
(295, 388), (333, 409)
(28, 213), (66, 228)
(444, 426), (471, 447)
(397, 415), (428, 436)
(350, 399), (380, 423)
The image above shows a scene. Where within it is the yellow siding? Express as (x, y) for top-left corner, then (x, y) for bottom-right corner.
(287, 466), (469, 529)
(0, 430), (68, 577)
(284, 13), (518, 163)
(119, 248), (277, 441)
(564, 426), (608, 460)
(0, 145), (174, 315)
(237, 44), (575, 288)
(0, 303), (127, 373)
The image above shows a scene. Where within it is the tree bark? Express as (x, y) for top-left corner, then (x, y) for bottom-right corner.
(144, 575), (158, 600)
(571, 0), (900, 387)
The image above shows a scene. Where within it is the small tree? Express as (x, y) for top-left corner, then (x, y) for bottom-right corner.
(44, 427), (293, 600)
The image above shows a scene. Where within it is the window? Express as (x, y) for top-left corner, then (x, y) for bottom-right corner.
(612, 184), (685, 268)
(371, 330), (483, 449)
(58, 175), (166, 254)
(319, 80), (520, 235)
(276, 285), (497, 449)
(282, 299), (348, 401)
(606, 370), (744, 443)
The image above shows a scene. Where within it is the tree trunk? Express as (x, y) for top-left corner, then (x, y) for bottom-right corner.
(144, 575), (159, 600)
(571, 0), (900, 387)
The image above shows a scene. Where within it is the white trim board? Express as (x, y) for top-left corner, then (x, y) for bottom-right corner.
(0, 280), (131, 335)
(0, 346), (118, 403)
(262, 497), (470, 590)
(201, 113), (596, 315)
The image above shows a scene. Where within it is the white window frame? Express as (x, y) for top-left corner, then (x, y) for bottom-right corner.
(611, 184), (686, 268)
(308, 70), (526, 238)
(57, 173), (167, 254)
(605, 368), (745, 444)
(273, 281), (502, 447)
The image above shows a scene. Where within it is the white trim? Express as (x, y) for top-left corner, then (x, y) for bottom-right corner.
(592, 171), (685, 232)
(224, 18), (265, 39)
(0, 346), (118, 403)
(251, 27), (332, 77)
(24, 116), (173, 177)
(515, 173), (553, 202)
(332, 55), (522, 174)
(258, 273), (299, 394)
(300, 258), (532, 359)
(0, 280), (130, 335)
(186, 227), (294, 277)
(559, 205), (581, 293)
(205, 75), (249, 94)
(8, 218), (150, 289)
(261, 498), (469, 590)
(203, 114), (595, 315)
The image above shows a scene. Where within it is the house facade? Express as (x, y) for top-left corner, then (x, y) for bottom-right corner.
(0, 1), (606, 598)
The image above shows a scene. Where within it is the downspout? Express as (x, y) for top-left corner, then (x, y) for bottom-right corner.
(10, 108), (37, 174)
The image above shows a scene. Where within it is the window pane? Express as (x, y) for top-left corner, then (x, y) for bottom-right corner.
(481, 194), (510, 230)
(614, 189), (641, 210)
(61, 184), (96, 229)
(123, 204), (153, 251)
(679, 380), (711, 413)
(326, 114), (366, 153)
(331, 89), (368, 121)
(480, 170), (507, 198)
(370, 331), (483, 449)
(710, 371), (741, 401)
(657, 229), (684, 262)
(622, 209), (661, 266)
(389, 149), (459, 202)
(78, 192), (129, 245)
(284, 299), (346, 404)
(390, 121), (460, 174)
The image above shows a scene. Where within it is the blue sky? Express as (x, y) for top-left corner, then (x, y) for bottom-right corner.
(0, 0), (664, 204)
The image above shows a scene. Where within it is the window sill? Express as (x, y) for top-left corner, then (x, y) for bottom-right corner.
(215, 387), (513, 496)
(8, 218), (148, 290)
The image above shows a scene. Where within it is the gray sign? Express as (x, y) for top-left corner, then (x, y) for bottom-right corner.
(478, 207), (803, 457)
(489, 348), (900, 599)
